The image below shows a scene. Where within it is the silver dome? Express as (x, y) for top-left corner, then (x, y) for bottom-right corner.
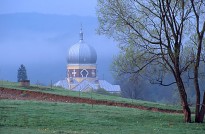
(67, 29), (97, 64)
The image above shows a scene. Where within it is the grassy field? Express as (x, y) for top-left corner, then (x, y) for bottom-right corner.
(0, 81), (183, 111)
(0, 99), (205, 134)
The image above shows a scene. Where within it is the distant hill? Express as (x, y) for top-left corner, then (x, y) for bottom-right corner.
(0, 13), (119, 85)
(0, 13), (97, 33)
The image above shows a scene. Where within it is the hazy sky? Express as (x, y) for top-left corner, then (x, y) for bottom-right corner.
(0, 0), (119, 85)
(0, 0), (97, 16)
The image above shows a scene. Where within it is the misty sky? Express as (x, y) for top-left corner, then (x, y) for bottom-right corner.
(0, 0), (97, 16)
(0, 0), (119, 85)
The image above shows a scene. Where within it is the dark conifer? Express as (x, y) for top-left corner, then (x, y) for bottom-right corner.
(17, 64), (28, 82)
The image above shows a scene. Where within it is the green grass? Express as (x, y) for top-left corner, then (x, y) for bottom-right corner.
(0, 99), (204, 134)
(0, 81), (183, 111)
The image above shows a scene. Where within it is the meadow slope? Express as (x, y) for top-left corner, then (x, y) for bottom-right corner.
(0, 99), (205, 134)
(0, 82), (204, 134)
(0, 87), (182, 113)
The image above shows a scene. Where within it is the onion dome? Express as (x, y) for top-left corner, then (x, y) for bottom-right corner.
(67, 28), (97, 64)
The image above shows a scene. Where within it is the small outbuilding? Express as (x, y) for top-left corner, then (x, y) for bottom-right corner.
(19, 80), (30, 87)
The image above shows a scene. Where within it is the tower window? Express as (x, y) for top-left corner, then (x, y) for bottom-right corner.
(80, 69), (88, 77)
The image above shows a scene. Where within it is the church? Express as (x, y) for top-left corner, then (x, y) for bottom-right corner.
(54, 28), (120, 93)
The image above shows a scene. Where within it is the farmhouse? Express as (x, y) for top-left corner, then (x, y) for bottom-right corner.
(54, 28), (120, 93)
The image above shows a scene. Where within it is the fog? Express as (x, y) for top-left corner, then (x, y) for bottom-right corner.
(0, 0), (97, 17)
(0, 13), (119, 85)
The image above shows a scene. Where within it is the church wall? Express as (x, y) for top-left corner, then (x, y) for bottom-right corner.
(67, 64), (97, 79)
(67, 64), (96, 69)
(67, 69), (96, 78)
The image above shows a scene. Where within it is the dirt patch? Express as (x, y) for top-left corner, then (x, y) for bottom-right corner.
(0, 87), (183, 114)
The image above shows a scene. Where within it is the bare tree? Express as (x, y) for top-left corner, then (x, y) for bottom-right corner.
(190, 0), (205, 123)
(97, 0), (205, 123)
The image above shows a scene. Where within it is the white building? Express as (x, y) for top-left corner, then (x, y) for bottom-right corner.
(54, 28), (120, 93)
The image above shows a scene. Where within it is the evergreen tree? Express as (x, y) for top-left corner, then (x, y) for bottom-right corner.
(17, 64), (28, 82)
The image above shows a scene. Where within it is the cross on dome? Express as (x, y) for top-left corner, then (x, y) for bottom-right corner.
(79, 24), (83, 41)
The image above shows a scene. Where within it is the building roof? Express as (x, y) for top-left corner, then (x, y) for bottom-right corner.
(98, 80), (121, 92)
(54, 79), (121, 93)
(67, 29), (97, 64)
(54, 79), (69, 89)
(72, 79), (98, 92)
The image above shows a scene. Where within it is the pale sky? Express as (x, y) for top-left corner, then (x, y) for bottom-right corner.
(0, 0), (119, 84)
(0, 0), (97, 17)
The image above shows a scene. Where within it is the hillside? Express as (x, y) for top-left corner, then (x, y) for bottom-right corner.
(0, 81), (204, 134)
(0, 81), (183, 112)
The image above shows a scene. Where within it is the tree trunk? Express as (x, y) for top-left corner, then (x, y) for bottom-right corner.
(194, 67), (201, 122)
(176, 77), (192, 123)
(183, 104), (192, 123)
(198, 92), (205, 123)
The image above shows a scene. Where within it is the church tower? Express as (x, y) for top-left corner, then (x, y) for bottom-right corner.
(66, 28), (97, 89)
(54, 27), (120, 92)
